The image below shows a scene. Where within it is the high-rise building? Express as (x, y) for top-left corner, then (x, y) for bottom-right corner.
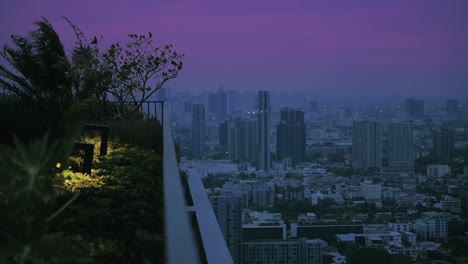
(209, 196), (243, 264)
(229, 118), (257, 163)
(191, 104), (206, 159)
(352, 120), (382, 169)
(433, 129), (454, 163)
(184, 101), (192, 113)
(257, 91), (271, 171)
(405, 97), (425, 119)
(227, 90), (238, 115)
(446, 99), (459, 115)
(208, 93), (218, 113)
(217, 86), (227, 119)
(277, 108), (306, 166)
(219, 120), (229, 148)
(387, 122), (414, 168)
(207, 86), (228, 119)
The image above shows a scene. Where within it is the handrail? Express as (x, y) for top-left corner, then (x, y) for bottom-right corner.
(162, 102), (200, 264)
(186, 169), (234, 264)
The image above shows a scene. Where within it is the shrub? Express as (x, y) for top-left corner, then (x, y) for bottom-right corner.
(109, 118), (162, 151)
(0, 95), (61, 145)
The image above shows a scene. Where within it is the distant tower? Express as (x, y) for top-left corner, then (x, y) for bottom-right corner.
(229, 118), (257, 163)
(433, 129), (454, 163)
(219, 120), (229, 148)
(352, 120), (382, 169)
(208, 93), (218, 114)
(446, 99), (459, 115)
(277, 108), (306, 166)
(209, 196), (242, 264)
(192, 104), (205, 159)
(388, 123), (414, 168)
(227, 90), (238, 115)
(184, 101), (192, 113)
(217, 86), (227, 119)
(405, 97), (425, 119)
(257, 91), (271, 171)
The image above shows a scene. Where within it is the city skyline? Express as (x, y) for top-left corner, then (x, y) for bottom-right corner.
(1, 1), (467, 99)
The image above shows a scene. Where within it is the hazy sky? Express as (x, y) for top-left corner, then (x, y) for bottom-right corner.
(1, 0), (467, 99)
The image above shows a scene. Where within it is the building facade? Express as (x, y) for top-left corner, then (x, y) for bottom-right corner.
(352, 121), (382, 169)
(277, 108), (306, 166)
(405, 97), (424, 119)
(192, 104), (206, 158)
(257, 91), (271, 171)
(209, 196), (243, 264)
(242, 238), (323, 264)
(432, 129), (454, 164)
(387, 122), (414, 168)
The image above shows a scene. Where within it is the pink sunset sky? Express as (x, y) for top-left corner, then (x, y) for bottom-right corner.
(1, 0), (467, 99)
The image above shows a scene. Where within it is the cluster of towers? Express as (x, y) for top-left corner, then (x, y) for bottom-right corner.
(352, 120), (454, 170)
(191, 90), (306, 170)
(192, 93), (456, 171)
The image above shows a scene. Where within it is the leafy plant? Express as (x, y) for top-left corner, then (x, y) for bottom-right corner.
(0, 18), (72, 114)
(0, 134), (86, 262)
(50, 145), (164, 263)
(102, 33), (184, 119)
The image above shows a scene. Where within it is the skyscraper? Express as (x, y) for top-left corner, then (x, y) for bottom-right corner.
(217, 86), (227, 119)
(229, 118), (257, 163)
(352, 120), (382, 169)
(191, 104), (205, 159)
(209, 196), (243, 264)
(387, 122), (414, 168)
(207, 86), (228, 119)
(208, 93), (218, 113)
(277, 108), (306, 166)
(405, 97), (425, 119)
(257, 91), (271, 171)
(433, 129), (454, 163)
(446, 99), (459, 115)
(219, 120), (229, 148)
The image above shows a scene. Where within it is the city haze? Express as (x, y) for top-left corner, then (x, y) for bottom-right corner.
(1, 0), (468, 99)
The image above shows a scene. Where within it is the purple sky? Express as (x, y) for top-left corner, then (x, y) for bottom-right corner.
(1, 0), (467, 99)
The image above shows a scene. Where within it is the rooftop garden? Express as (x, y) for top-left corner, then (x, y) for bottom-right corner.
(0, 18), (183, 263)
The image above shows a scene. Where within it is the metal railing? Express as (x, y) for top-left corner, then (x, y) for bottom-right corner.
(160, 101), (233, 264)
(120, 100), (165, 122)
(185, 169), (234, 264)
(162, 102), (200, 263)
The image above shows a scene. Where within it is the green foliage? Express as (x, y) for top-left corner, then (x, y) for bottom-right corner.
(349, 248), (391, 264)
(109, 118), (162, 151)
(0, 17), (174, 263)
(60, 170), (106, 192)
(0, 18), (72, 114)
(60, 99), (114, 129)
(347, 247), (413, 264)
(102, 33), (184, 119)
(0, 95), (62, 145)
(0, 134), (85, 262)
(49, 145), (164, 263)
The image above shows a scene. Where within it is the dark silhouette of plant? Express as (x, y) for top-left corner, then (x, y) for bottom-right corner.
(0, 18), (72, 114)
(64, 17), (115, 119)
(0, 134), (87, 262)
(102, 33), (184, 119)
